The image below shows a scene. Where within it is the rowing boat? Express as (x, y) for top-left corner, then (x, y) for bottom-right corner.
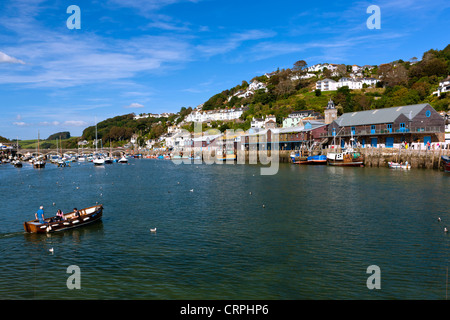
(24, 204), (103, 233)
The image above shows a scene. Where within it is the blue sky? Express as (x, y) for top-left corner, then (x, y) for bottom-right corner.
(0, 0), (449, 140)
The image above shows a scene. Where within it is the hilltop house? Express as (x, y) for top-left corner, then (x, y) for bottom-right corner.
(316, 77), (380, 91)
(327, 103), (445, 148)
(134, 112), (174, 120)
(315, 78), (339, 91)
(432, 77), (450, 97)
(185, 106), (248, 123)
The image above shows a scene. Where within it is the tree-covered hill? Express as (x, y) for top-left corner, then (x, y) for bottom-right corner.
(201, 44), (450, 122)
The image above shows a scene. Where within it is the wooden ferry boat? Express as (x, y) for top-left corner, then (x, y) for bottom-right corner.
(24, 204), (103, 233)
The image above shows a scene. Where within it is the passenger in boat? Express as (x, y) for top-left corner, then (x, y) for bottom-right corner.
(74, 208), (81, 218)
(35, 206), (45, 224)
(55, 209), (65, 221)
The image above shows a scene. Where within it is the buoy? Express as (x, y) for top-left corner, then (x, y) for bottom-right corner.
(438, 217), (441, 222)
(445, 227), (448, 233)
(249, 192), (252, 195)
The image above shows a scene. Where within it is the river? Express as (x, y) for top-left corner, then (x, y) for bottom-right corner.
(0, 159), (449, 299)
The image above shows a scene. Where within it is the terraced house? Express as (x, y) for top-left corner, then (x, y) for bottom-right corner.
(327, 104), (445, 148)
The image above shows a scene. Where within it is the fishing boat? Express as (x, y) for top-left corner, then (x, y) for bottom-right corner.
(290, 150), (311, 164)
(388, 161), (411, 169)
(24, 204), (103, 233)
(307, 155), (327, 165)
(327, 148), (364, 167)
(442, 156), (450, 173)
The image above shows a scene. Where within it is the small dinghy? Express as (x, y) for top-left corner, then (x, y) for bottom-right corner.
(388, 161), (411, 169)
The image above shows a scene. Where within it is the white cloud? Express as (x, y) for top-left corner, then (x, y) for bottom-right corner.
(38, 121), (60, 126)
(63, 120), (88, 127)
(124, 102), (145, 109)
(0, 51), (25, 64)
(13, 121), (28, 126)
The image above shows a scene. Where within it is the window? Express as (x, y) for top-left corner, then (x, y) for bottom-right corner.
(387, 124), (392, 133)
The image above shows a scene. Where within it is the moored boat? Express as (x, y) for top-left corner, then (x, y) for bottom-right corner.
(33, 159), (46, 169)
(93, 156), (105, 165)
(388, 161), (411, 169)
(291, 150), (311, 165)
(24, 204), (103, 233)
(327, 148), (364, 167)
(442, 156), (450, 173)
(307, 155), (327, 165)
(118, 156), (128, 163)
(12, 160), (22, 168)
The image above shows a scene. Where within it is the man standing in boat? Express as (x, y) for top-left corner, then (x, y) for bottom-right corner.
(35, 206), (45, 224)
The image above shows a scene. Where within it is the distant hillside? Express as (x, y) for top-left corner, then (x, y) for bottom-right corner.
(70, 44), (450, 146)
(81, 107), (192, 146)
(47, 131), (70, 140)
(200, 44), (450, 122)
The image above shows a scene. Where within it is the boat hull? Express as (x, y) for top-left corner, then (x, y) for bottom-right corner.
(388, 162), (411, 169)
(24, 205), (103, 233)
(327, 161), (364, 167)
(442, 156), (450, 173)
(33, 162), (46, 169)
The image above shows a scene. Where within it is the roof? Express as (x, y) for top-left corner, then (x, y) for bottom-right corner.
(333, 104), (430, 127)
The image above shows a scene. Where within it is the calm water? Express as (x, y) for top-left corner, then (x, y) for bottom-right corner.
(0, 159), (449, 299)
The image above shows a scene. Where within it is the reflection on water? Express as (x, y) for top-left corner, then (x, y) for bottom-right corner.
(0, 160), (449, 299)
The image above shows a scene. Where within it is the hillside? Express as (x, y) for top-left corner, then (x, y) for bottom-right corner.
(201, 44), (450, 122)
(71, 44), (450, 147)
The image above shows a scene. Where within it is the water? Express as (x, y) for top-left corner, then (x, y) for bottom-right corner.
(0, 159), (449, 299)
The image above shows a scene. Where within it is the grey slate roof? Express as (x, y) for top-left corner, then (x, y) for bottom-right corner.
(334, 103), (429, 127)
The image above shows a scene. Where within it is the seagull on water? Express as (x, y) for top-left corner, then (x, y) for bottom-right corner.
(150, 228), (157, 233)
(190, 189), (194, 192)
(49, 248), (54, 254)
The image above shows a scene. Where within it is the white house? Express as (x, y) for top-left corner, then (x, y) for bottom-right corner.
(361, 77), (379, 87)
(316, 78), (338, 91)
(251, 115), (276, 129)
(185, 107), (247, 123)
(308, 64), (328, 72)
(338, 77), (363, 90)
(352, 65), (362, 73)
(316, 77), (379, 91)
(433, 77), (450, 97)
(251, 117), (265, 129)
